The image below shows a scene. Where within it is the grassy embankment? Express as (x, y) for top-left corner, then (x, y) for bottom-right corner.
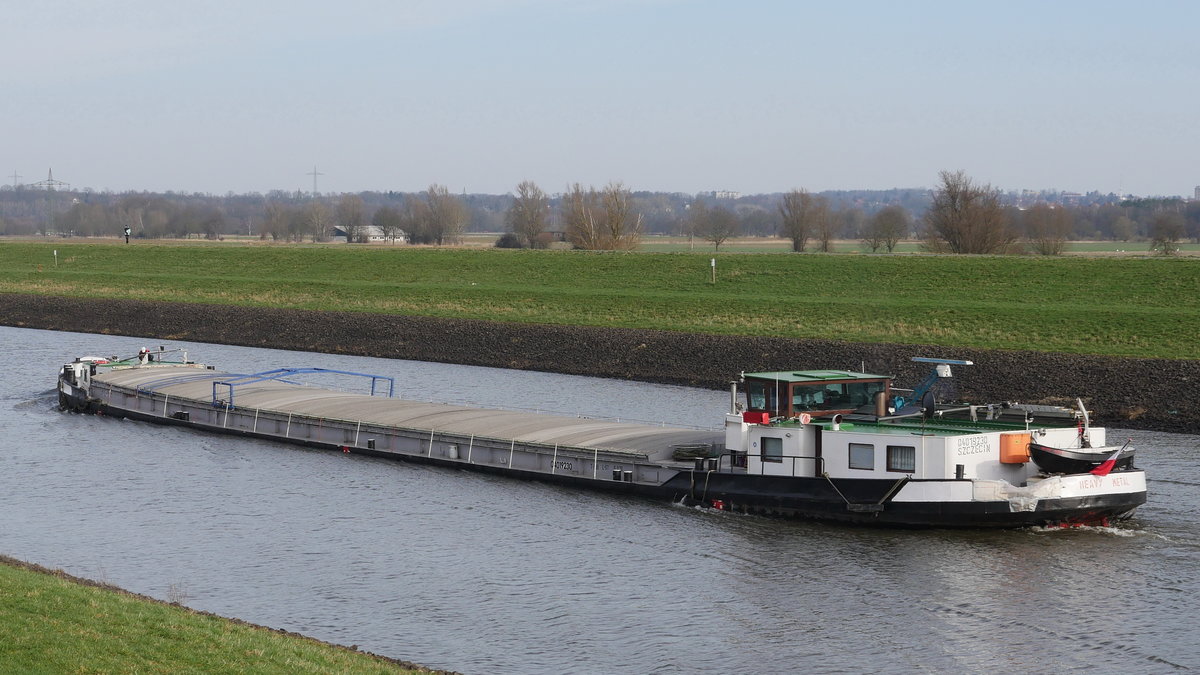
(1, 241), (1197, 359)
(0, 557), (423, 674)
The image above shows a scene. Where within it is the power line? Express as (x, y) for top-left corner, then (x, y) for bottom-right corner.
(306, 165), (324, 198)
(30, 168), (68, 191)
(28, 168), (70, 235)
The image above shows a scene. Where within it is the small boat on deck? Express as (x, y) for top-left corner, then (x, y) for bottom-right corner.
(1029, 441), (1135, 475)
(57, 349), (1147, 528)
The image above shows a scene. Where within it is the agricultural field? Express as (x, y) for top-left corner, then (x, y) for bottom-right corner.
(1, 241), (1197, 359)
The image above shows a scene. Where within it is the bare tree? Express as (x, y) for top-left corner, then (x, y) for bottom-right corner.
(371, 205), (404, 244)
(840, 208), (866, 240)
(863, 205), (909, 253)
(564, 183), (603, 249)
(1150, 211), (1186, 254)
(600, 181), (641, 250)
(735, 204), (774, 237)
(54, 203), (85, 237)
(922, 170), (1014, 254)
(1023, 203), (1073, 255)
(562, 182), (641, 250)
(778, 189), (827, 252)
(505, 180), (549, 248)
(1111, 215), (1136, 242)
(261, 202), (287, 241)
(401, 197), (432, 244)
(685, 198), (709, 249)
(336, 194), (367, 242)
(1186, 202), (1200, 243)
(703, 205), (740, 251)
(145, 207), (171, 239)
(197, 206), (226, 240)
(303, 201), (331, 242)
(116, 203), (145, 240)
(258, 203), (299, 242)
(423, 184), (466, 245)
(862, 221), (886, 254)
(815, 205), (844, 253)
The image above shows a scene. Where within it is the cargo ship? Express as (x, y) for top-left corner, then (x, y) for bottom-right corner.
(58, 348), (1146, 528)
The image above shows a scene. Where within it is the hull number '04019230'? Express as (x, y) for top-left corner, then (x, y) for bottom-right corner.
(956, 436), (990, 456)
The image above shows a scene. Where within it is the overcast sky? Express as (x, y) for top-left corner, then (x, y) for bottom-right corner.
(4, 1), (1197, 197)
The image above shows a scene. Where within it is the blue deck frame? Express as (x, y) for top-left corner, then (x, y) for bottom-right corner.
(211, 367), (395, 408)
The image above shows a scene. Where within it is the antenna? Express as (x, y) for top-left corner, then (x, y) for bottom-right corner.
(306, 165), (324, 198)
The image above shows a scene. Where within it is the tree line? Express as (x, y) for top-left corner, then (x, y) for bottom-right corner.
(917, 170), (1200, 255)
(500, 181), (642, 250)
(2, 174), (1197, 254)
(0, 184), (473, 245)
(259, 185), (468, 244)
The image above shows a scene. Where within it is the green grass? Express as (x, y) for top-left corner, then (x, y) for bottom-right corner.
(0, 558), (422, 674)
(1062, 240), (1200, 253)
(637, 236), (1200, 254)
(2, 241), (1198, 359)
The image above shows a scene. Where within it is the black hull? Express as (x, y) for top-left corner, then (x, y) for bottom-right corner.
(656, 471), (1144, 527)
(60, 387), (1145, 529)
(1030, 442), (1134, 475)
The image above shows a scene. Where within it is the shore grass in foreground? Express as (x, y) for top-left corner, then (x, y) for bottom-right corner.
(0, 557), (427, 674)
(1, 242), (1197, 359)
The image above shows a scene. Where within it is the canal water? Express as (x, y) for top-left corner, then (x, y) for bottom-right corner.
(3, 326), (1199, 673)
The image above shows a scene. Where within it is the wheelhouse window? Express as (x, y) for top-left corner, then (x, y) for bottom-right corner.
(848, 443), (874, 470)
(761, 436), (783, 463)
(887, 445), (916, 473)
(747, 380), (780, 414)
(790, 380), (887, 413)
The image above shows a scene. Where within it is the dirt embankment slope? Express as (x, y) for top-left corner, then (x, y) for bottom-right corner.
(4, 293), (1195, 432)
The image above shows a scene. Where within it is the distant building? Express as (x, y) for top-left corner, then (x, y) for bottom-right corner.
(331, 225), (407, 243)
(706, 190), (741, 200)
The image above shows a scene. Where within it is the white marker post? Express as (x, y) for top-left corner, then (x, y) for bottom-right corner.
(710, 257), (716, 284)
(53, 250), (58, 267)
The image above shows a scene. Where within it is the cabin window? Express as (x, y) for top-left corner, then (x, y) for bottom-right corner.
(823, 384), (849, 409)
(790, 380), (887, 413)
(887, 445), (916, 473)
(791, 386), (825, 411)
(747, 381), (778, 413)
(848, 443), (874, 470)
(761, 436), (783, 463)
(847, 381), (886, 408)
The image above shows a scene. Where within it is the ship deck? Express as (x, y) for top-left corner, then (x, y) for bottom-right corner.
(94, 365), (724, 462)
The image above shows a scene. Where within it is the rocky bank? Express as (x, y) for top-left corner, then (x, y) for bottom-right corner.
(3, 293), (1196, 432)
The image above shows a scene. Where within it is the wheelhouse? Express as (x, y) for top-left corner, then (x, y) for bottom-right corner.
(742, 370), (892, 419)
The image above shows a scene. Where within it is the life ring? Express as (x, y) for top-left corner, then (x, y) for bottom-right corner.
(799, 413), (812, 425)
